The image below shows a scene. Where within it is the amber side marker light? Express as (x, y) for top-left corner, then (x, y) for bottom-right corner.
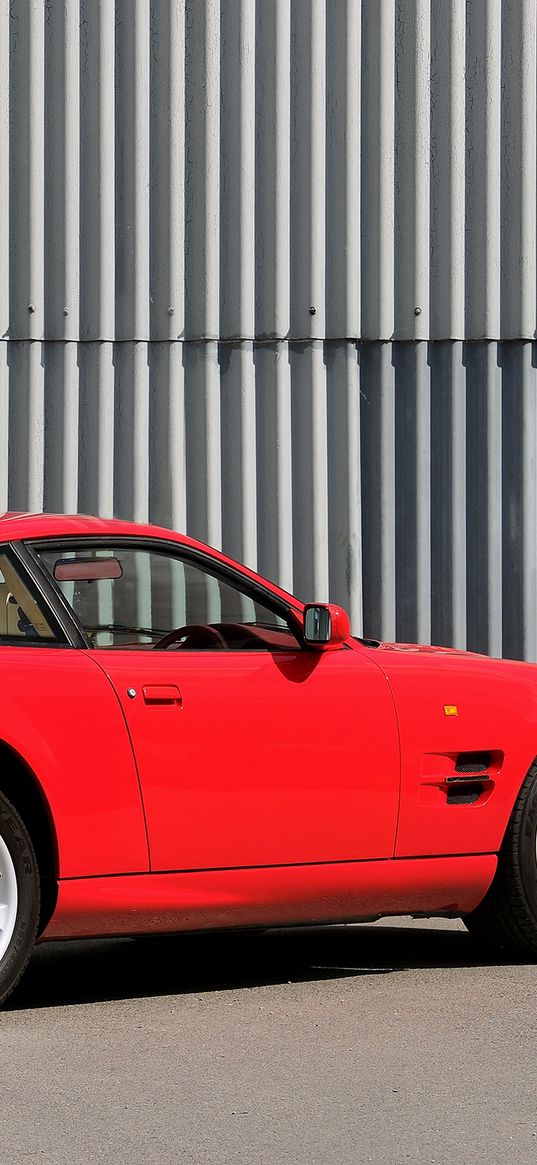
(443, 705), (459, 717)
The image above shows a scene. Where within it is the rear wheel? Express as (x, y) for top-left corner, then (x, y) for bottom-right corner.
(0, 792), (40, 1005)
(464, 762), (537, 956)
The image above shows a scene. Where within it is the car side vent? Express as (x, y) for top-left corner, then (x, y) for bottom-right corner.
(447, 786), (481, 805)
(455, 751), (491, 774)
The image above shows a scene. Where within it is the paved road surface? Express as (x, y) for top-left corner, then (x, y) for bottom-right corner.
(2, 917), (536, 1164)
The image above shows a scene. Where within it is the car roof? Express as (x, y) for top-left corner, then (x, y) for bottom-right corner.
(0, 511), (199, 543)
(0, 512), (303, 610)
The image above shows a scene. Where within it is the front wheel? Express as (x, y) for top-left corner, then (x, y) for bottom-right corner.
(464, 762), (537, 956)
(0, 792), (40, 1006)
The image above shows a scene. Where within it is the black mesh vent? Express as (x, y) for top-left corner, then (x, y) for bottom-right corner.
(447, 787), (481, 805)
(455, 751), (491, 774)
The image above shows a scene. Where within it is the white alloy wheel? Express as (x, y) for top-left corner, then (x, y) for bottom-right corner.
(0, 831), (18, 963)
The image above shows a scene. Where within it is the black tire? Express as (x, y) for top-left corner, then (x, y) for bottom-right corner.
(0, 791), (40, 1006)
(464, 762), (537, 956)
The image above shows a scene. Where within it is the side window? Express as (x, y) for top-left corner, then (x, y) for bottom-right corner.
(35, 545), (300, 651)
(0, 552), (58, 642)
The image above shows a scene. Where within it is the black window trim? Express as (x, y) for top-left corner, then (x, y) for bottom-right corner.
(0, 542), (72, 647)
(23, 535), (306, 651)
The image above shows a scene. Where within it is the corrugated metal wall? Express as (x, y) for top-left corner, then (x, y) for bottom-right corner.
(1, 1), (536, 655)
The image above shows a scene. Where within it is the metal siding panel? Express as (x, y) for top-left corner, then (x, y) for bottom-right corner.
(501, 342), (537, 661)
(9, 0), (45, 340)
(290, 341), (329, 600)
(184, 0), (220, 339)
(326, 341), (363, 633)
(465, 0), (502, 338)
(220, 0), (255, 340)
(0, 343), (8, 509)
(254, 342), (294, 592)
(394, 343), (431, 645)
(2, 335), (537, 659)
(360, 343), (396, 641)
(77, 342), (115, 517)
(8, 341), (45, 510)
(149, 0), (185, 341)
(394, 0), (430, 341)
(43, 342), (79, 514)
(115, 0), (150, 340)
(430, 341), (467, 649)
(184, 341), (222, 548)
(254, 0), (291, 340)
(80, 0), (115, 340)
(290, 0), (326, 340)
(3, 4), (537, 662)
(361, 0), (395, 341)
(221, 343), (257, 570)
(325, 0), (361, 339)
(148, 342), (187, 531)
(114, 343), (150, 523)
(501, 0), (537, 339)
(44, 0), (79, 341)
(0, 1), (9, 338)
(465, 341), (503, 657)
(430, 0), (465, 340)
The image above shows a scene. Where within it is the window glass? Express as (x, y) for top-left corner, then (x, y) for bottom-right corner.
(36, 545), (300, 651)
(0, 553), (57, 641)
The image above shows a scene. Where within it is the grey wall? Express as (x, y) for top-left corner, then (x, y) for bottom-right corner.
(1, 1), (536, 655)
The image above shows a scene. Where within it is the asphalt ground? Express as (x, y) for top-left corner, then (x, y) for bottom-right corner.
(1, 917), (536, 1165)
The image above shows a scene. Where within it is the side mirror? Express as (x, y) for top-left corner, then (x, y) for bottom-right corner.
(303, 603), (350, 650)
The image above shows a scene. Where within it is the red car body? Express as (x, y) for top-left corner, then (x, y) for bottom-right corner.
(0, 512), (536, 949)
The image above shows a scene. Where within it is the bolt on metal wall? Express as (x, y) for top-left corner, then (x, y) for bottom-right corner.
(0, 1), (536, 656)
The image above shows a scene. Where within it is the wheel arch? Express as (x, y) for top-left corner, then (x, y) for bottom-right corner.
(501, 752), (537, 842)
(0, 739), (58, 933)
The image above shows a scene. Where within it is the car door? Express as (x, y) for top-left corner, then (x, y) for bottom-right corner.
(36, 540), (401, 872)
(0, 545), (149, 878)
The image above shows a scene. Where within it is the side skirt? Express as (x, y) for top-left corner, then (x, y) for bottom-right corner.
(41, 854), (497, 941)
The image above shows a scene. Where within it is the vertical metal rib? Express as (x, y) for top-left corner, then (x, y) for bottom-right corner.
(326, 342), (362, 632)
(184, 0), (220, 339)
(149, 0), (185, 342)
(114, 343), (150, 522)
(0, 0), (9, 338)
(220, 0), (255, 340)
(465, 0), (501, 338)
(255, 343), (294, 592)
(360, 343), (396, 641)
(394, 0), (430, 340)
(9, 0), (45, 340)
(115, 0), (150, 340)
(361, 0), (395, 340)
(501, 0), (537, 339)
(290, 0), (326, 340)
(255, 0), (290, 339)
(394, 343), (431, 644)
(185, 341), (222, 548)
(430, 342), (467, 648)
(430, 0), (465, 340)
(501, 342), (537, 661)
(291, 341), (328, 599)
(43, 343), (79, 514)
(149, 342), (186, 532)
(80, 0), (115, 339)
(44, 0), (79, 341)
(325, 0), (361, 339)
(78, 342), (115, 517)
(221, 343), (257, 569)
(466, 341), (502, 656)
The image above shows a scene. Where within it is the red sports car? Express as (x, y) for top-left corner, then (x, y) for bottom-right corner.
(0, 512), (536, 1005)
